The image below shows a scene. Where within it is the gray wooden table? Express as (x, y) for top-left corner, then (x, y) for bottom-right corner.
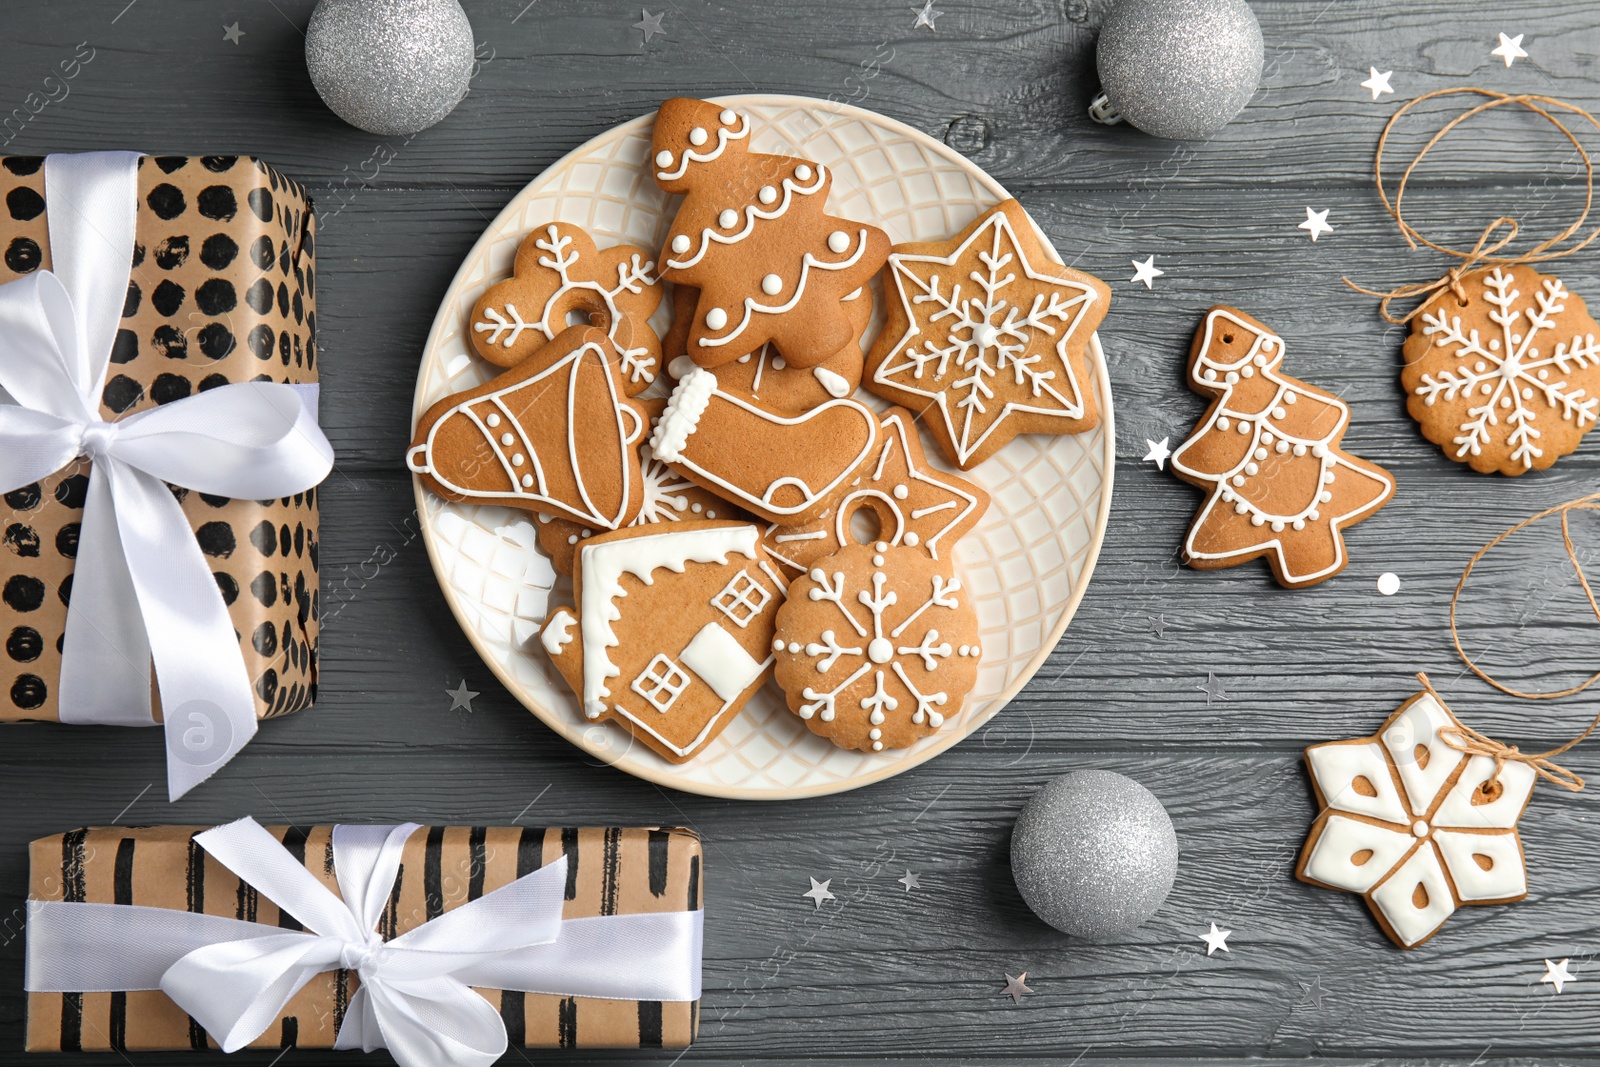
(4, 1), (1600, 1063)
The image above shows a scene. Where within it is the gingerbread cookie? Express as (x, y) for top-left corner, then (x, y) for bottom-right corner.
(534, 399), (750, 574)
(772, 542), (981, 753)
(651, 98), (890, 368)
(1403, 264), (1600, 475)
(663, 283), (871, 411)
(865, 199), (1110, 469)
(1297, 689), (1534, 948)
(650, 366), (879, 525)
(470, 222), (661, 391)
(763, 407), (988, 572)
(407, 325), (650, 529)
(1170, 307), (1395, 589)
(540, 521), (788, 762)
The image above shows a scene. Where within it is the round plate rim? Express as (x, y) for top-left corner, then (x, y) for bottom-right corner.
(409, 92), (1116, 800)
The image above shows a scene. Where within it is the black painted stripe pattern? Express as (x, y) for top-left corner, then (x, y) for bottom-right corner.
(58, 828), (87, 1051)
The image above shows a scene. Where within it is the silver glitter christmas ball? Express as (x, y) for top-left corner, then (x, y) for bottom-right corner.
(305, 0), (475, 137)
(1091, 0), (1263, 140)
(1010, 770), (1178, 940)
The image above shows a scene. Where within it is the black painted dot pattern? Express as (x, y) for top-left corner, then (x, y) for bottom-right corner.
(0, 154), (318, 721)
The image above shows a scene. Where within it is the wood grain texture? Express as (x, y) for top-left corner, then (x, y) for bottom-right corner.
(3, 1), (1600, 1065)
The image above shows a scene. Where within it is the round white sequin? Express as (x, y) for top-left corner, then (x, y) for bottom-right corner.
(1377, 572), (1401, 596)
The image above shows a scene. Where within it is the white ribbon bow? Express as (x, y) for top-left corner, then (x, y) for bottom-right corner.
(25, 818), (704, 1067)
(0, 152), (334, 799)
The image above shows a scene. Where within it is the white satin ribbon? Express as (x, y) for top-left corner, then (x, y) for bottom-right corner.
(25, 818), (704, 1067)
(0, 152), (334, 799)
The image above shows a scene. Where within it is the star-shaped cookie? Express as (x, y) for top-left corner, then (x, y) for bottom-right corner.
(865, 199), (1111, 469)
(762, 407), (988, 572)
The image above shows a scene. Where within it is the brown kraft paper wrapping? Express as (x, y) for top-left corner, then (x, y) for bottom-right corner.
(0, 155), (319, 722)
(26, 824), (703, 1052)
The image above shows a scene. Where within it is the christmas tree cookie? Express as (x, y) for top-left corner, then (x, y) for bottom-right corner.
(651, 98), (890, 368)
(864, 199), (1111, 469)
(1170, 307), (1395, 589)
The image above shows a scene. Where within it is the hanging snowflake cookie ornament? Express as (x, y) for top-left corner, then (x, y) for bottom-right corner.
(1350, 89), (1600, 474)
(772, 542), (982, 752)
(1170, 306), (1395, 588)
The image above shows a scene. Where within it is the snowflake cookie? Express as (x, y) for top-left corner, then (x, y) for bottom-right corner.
(772, 542), (982, 753)
(1402, 264), (1600, 475)
(762, 407), (989, 573)
(1297, 689), (1534, 949)
(864, 199), (1111, 469)
(541, 521), (788, 763)
(534, 399), (751, 574)
(1171, 307), (1395, 589)
(469, 221), (662, 392)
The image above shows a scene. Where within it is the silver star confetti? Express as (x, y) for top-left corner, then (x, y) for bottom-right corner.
(1130, 255), (1164, 289)
(898, 870), (921, 891)
(1298, 206), (1333, 242)
(634, 8), (666, 43)
(1359, 67), (1393, 100)
(1147, 613), (1167, 639)
(1143, 436), (1171, 470)
(803, 877), (836, 908)
(222, 21), (245, 45)
(1297, 976), (1327, 1008)
(1200, 922), (1232, 956)
(1542, 958), (1575, 993)
(912, 0), (940, 30)
(1002, 972), (1033, 1002)
(1197, 672), (1229, 704)
(446, 680), (479, 712)
(1492, 32), (1528, 67)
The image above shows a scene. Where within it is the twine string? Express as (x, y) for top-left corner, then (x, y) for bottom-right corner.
(1344, 88), (1600, 325)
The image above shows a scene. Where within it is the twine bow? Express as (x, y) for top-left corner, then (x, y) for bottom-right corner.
(1345, 88), (1600, 325)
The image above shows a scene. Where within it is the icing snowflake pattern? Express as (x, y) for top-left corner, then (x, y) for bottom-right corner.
(773, 543), (981, 753)
(1410, 266), (1600, 472)
(1297, 690), (1535, 949)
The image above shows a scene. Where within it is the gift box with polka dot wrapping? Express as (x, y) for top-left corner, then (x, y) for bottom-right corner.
(0, 155), (319, 723)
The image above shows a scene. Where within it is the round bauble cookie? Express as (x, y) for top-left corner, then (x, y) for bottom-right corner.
(772, 542), (981, 752)
(1010, 770), (1179, 940)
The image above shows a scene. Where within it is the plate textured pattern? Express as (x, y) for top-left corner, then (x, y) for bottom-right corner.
(411, 96), (1114, 798)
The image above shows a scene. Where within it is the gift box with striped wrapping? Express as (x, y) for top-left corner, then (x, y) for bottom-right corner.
(26, 823), (702, 1052)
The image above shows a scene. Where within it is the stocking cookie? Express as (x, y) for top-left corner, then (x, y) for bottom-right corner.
(865, 199), (1110, 469)
(652, 98), (890, 368)
(470, 222), (661, 391)
(1170, 307), (1395, 588)
(650, 366), (879, 525)
(534, 399), (751, 574)
(663, 283), (871, 411)
(773, 542), (981, 752)
(540, 521), (788, 762)
(1403, 264), (1600, 475)
(763, 407), (988, 572)
(407, 325), (650, 529)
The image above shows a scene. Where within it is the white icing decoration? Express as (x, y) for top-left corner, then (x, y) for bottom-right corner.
(472, 224), (658, 384)
(655, 110), (750, 181)
(1380, 693), (1458, 814)
(671, 234), (691, 254)
(758, 185), (778, 205)
(719, 108), (737, 124)
(1369, 843), (1455, 947)
(718, 208), (738, 229)
(827, 230), (850, 254)
(762, 273), (783, 296)
(1304, 741), (1408, 823)
(650, 367), (879, 521)
(1302, 813), (1415, 894)
(814, 366), (851, 398)
(689, 126), (708, 146)
(410, 339), (639, 528)
(872, 208), (1100, 465)
(705, 307), (729, 330)
(695, 222), (871, 349)
(540, 608), (576, 657)
(655, 149), (673, 168)
(1168, 308), (1396, 584)
(663, 165), (828, 273)
(630, 653), (690, 712)
(680, 622), (764, 701)
(795, 164), (812, 180)
(1412, 267), (1600, 469)
(1432, 830), (1527, 901)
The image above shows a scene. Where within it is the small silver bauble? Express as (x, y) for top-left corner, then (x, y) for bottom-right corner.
(1010, 770), (1179, 940)
(1089, 0), (1263, 140)
(305, 0), (475, 137)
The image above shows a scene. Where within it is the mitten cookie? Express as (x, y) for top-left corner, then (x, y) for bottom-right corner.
(652, 98), (890, 368)
(534, 399), (751, 574)
(1402, 264), (1600, 475)
(407, 325), (650, 529)
(469, 222), (661, 391)
(540, 521), (788, 762)
(763, 407), (988, 572)
(773, 542), (982, 753)
(1170, 307), (1395, 589)
(649, 366), (879, 525)
(865, 199), (1111, 469)
(663, 283), (871, 411)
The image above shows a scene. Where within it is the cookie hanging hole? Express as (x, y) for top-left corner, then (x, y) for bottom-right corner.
(566, 308), (607, 329)
(1350, 848), (1374, 867)
(1473, 777), (1504, 805)
(1411, 882), (1430, 909)
(1351, 774), (1379, 797)
(1222, 332), (1235, 344)
(849, 507), (883, 546)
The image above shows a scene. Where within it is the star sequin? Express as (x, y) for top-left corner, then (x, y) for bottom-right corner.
(1297, 976), (1327, 1008)
(446, 680), (479, 712)
(633, 8), (666, 43)
(1143, 436), (1171, 470)
(1147, 613), (1167, 639)
(222, 21), (245, 45)
(898, 870), (921, 891)
(1002, 972), (1033, 1002)
(1298, 207), (1333, 242)
(1542, 958), (1575, 993)
(1130, 255), (1164, 289)
(803, 877), (836, 908)
(1492, 32), (1528, 67)
(1200, 922), (1232, 956)
(912, 0), (941, 30)
(1359, 68), (1393, 100)
(1197, 672), (1229, 704)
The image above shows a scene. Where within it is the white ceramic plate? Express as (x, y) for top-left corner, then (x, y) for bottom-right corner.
(410, 95), (1114, 799)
